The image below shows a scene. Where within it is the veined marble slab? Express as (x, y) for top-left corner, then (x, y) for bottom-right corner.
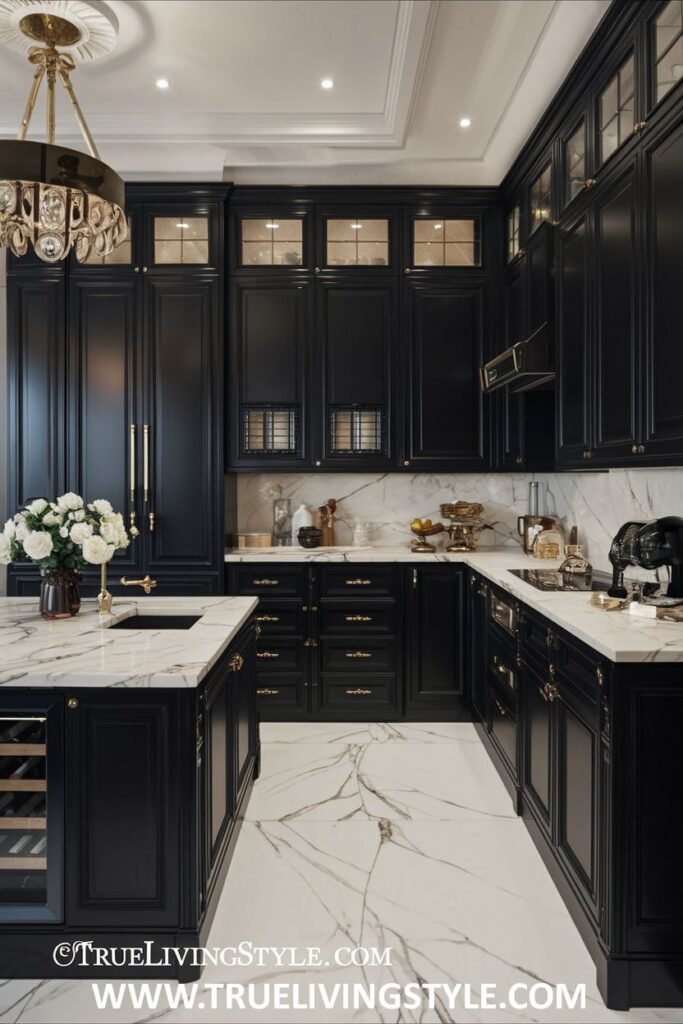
(0, 595), (257, 689)
(226, 546), (683, 663)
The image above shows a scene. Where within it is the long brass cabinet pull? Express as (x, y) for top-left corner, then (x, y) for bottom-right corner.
(345, 578), (372, 586)
(346, 688), (372, 696)
(256, 614), (280, 623)
(257, 650), (280, 659)
(257, 688), (280, 696)
(346, 651), (372, 659)
(129, 424), (136, 504)
(143, 424), (150, 502)
(346, 614), (372, 622)
(495, 699), (506, 716)
(149, 510), (156, 532)
(253, 578), (279, 586)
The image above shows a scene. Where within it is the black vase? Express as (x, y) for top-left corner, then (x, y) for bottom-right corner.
(39, 570), (82, 619)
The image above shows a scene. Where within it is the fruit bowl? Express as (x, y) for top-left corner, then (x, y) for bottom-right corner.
(410, 518), (445, 553)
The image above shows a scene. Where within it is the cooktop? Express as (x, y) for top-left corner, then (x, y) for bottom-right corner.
(508, 568), (612, 593)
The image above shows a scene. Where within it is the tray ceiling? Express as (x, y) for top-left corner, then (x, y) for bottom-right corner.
(0, 0), (611, 184)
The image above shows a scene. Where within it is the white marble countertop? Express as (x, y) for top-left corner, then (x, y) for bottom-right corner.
(226, 545), (683, 663)
(0, 595), (258, 689)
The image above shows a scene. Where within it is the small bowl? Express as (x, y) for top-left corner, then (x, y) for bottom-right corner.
(298, 526), (322, 549)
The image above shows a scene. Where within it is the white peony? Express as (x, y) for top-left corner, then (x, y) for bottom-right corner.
(22, 530), (54, 561)
(59, 527), (69, 538)
(91, 499), (113, 516)
(69, 522), (93, 545)
(57, 492), (84, 512)
(0, 534), (11, 564)
(3, 519), (15, 539)
(82, 535), (115, 565)
(42, 509), (62, 526)
(15, 521), (29, 542)
(26, 498), (48, 516)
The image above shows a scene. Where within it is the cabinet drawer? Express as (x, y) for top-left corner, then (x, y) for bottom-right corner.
(230, 566), (306, 597)
(320, 603), (395, 635)
(489, 684), (517, 774)
(256, 639), (303, 672)
(556, 632), (603, 716)
(488, 586), (518, 637)
(256, 676), (305, 708)
(518, 605), (551, 667)
(254, 604), (304, 636)
(321, 639), (396, 672)
(489, 641), (518, 697)
(319, 565), (398, 598)
(320, 676), (398, 711)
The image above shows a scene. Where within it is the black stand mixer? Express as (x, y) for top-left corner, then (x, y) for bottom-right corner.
(608, 517), (683, 600)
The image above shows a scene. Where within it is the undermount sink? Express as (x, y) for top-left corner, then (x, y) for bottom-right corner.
(109, 614), (201, 630)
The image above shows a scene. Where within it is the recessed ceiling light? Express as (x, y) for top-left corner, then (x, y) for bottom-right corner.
(350, 223), (362, 229)
(156, 78), (170, 90)
(265, 222), (280, 229)
(321, 78), (334, 89)
(459, 116), (471, 128)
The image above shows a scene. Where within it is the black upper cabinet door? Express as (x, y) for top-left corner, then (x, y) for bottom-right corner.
(527, 221), (555, 333)
(591, 161), (640, 462)
(229, 278), (312, 468)
(556, 206), (592, 467)
(143, 277), (222, 575)
(317, 278), (397, 467)
(66, 277), (142, 575)
(7, 274), (65, 512)
(316, 206), (399, 275)
(499, 260), (526, 469)
(141, 201), (223, 275)
(405, 566), (467, 715)
(68, 202), (141, 276)
(404, 280), (489, 469)
(641, 112), (683, 461)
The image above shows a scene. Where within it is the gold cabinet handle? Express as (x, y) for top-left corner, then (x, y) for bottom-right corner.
(257, 688), (280, 696)
(228, 653), (244, 672)
(256, 650), (280, 659)
(149, 510), (156, 532)
(345, 578), (372, 586)
(304, 638), (318, 647)
(129, 424), (136, 504)
(539, 680), (559, 702)
(346, 688), (372, 696)
(256, 614), (280, 623)
(345, 614), (372, 622)
(143, 423), (150, 502)
(253, 578), (280, 586)
(346, 650), (372, 659)
(494, 698), (506, 716)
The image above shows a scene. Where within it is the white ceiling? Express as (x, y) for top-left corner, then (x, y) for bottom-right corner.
(0, 0), (611, 185)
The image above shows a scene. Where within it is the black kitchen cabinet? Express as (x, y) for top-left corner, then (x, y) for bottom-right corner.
(6, 184), (228, 597)
(229, 278), (312, 468)
(316, 278), (397, 467)
(404, 280), (489, 469)
(521, 657), (553, 836)
(404, 565), (468, 717)
(467, 572), (489, 721)
(555, 205), (592, 466)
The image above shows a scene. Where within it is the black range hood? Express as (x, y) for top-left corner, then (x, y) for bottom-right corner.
(480, 322), (554, 393)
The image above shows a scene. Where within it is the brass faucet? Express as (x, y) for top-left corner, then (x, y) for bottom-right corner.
(120, 574), (158, 595)
(97, 563), (113, 614)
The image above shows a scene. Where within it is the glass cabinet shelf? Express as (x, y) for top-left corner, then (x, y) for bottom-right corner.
(412, 218), (479, 267)
(241, 219), (303, 266)
(325, 219), (389, 267)
(0, 716), (48, 899)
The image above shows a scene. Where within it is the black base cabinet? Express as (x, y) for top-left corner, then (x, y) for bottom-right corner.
(469, 570), (683, 1010)
(0, 619), (259, 979)
(226, 562), (469, 720)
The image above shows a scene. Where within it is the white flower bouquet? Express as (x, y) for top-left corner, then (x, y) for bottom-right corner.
(0, 493), (130, 571)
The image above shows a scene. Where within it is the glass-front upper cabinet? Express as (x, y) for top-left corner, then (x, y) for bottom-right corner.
(410, 216), (481, 268)
(598, 53), (635, 164)
(323, 216), (390, 268)
(240, 218), (304, 267)
(142, 201), (222, 272)
(529, 163), (552, 232)
(506, 205), (521, 262)
(652, 0), (683, 105)
(565, 121), (587, 205)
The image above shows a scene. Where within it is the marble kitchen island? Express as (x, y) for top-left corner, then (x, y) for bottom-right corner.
(0, 596), (259, 980)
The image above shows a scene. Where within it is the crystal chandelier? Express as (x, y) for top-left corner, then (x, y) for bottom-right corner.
(0, 4), (126, 264)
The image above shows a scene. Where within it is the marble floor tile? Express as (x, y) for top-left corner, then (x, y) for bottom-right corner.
(0, 724), (680, 1023)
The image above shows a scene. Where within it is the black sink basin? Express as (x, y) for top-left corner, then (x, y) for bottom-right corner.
(109, 614), (201, 630)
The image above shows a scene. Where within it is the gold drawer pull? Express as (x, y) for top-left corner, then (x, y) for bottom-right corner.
(494, 656), (514, 686)
(228, 653), (244, 672)
(257, 651), (280, 659)
(539, 681), (559, 702)
(346, 614), (372, 622)
(494, 698), (507, 716)
(346, 650), (372, 659)
(257, 688), (280, 696)
(253, 578), (280, 586)
(346, 688), (372, 696)
(256, 614), (280, 623)
(345, 578), (372, 586)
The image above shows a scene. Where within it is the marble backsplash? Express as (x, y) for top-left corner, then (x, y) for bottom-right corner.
(234, 468), (683, 572)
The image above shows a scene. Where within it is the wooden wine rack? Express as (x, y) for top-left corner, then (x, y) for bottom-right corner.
(0, 719), (47, 870)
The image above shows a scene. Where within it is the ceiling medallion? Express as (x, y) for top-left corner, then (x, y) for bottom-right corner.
(0, 0), (126, 264)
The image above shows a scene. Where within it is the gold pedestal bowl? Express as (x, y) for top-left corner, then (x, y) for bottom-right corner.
(410, 522), (445, 553)
(440, 502), (491, 552)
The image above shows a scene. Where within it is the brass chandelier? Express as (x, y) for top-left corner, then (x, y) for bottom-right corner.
(0, 6), (126, 264)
